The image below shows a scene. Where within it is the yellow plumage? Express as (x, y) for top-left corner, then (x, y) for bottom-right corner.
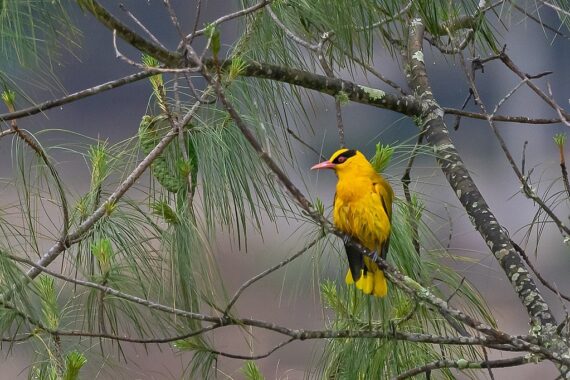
(312, 148), (393, 297)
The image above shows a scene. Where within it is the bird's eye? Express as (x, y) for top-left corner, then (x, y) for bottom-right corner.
(337, 156), (347, 163)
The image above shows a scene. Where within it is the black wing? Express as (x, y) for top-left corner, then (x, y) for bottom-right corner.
(345, 240), (365, 282)
(379, 195), (391, 260)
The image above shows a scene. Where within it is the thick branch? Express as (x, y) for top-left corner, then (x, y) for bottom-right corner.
(405, 18), (556, 329)
(236, 60), (423, 116)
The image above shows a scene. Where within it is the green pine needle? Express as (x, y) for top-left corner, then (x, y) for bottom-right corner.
(63, 351), (87, 380)
(151, 200), (180, 225)
(241, 361), (265, 380)
(370, 143), (394, 173)
(37, 276), (60, 330)
(554, 133), (567, 147)
(91, 238), (114, 275)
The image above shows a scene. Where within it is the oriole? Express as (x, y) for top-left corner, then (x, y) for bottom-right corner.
(311, 148), (393, 297)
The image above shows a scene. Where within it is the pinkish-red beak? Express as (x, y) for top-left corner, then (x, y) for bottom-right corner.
(311, 160), (336, 170)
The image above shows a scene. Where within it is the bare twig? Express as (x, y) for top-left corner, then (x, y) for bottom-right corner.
(500, 52), (570, 121)
(547, 83), (570, 127)
(185, 0), (271, 42)
(0, 129), (15, 139)
(0, 71), (157, 122)
(225, 236), (323, 314)
(286, 128), (326, 159)
(266, 4), (319, 51)
(460, 54), (570, 240)
(401, 132), (424, 255)
(5, 251), (526, 353)
(119, 3), (168, 50)
(203, 337), (295, 360)
(443, 108), (561, 124)
(0, 98), (70, 241)
(425, 29), (475, 54)
(187, 0), (202, 45)
(393, 355), (532, 380)
(522, 140), (528, 176)
(346, 53), (408, 95)
(510, 240), (570, 303)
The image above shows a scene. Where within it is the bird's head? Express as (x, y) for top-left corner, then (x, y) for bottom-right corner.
(311, 148), (372, 176)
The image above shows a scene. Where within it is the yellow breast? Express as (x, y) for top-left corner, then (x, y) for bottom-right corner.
(333, 176), (391, 251)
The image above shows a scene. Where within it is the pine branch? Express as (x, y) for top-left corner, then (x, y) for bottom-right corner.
(404, 18), (556, 331)
(394, 355), (533, 380)
(443, 108), (562, 124)
(0, 71), (157, 122)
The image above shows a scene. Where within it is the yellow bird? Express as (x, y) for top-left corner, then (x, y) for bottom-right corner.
(311, 148), (393, 297)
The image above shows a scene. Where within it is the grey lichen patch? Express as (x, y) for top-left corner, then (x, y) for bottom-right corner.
(434, 143), (455, 153)
(359, 85), (385, 101)
(456, 358), (469, 369)
(495, 248), (509, 261)
(412, 51), (424, 63)
(434, 107), (445, 118)
(524, 292), (538, 305)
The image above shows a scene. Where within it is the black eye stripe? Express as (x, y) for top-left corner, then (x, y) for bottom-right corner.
(332, 149), (356, 164)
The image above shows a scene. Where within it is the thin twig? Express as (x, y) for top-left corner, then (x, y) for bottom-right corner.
(53, 324), (219, 344)
(522, 140), (528, 176)
(187, 0), (202, 45)
(556, 139), (570, 199)
(225, 236), (323, 314)
(0, 71), (158, 122)
(393, 355), (532, 380)
(425, 29), (474, 54)
(483, 347), (496, 380)
(443, 108), (562, 124)
(4, 252), (526, 352)
(119, 3), (168, 49)
(401, 132), (424, 255)
(511, 240), (570, 303)
(1, 97), (70, 241)
(346, 53), (408, 95)
(547, 83), (570, 127)
(112, 30), (198, 73)
(459, 52), (570, 239)
(286, 128), (326, 159)
(500, 52), (570, 121)
(163, 0), (187, 43)
(185, 0), (271, 42)
(204, 337), (295, 360)
(266, 5), (319, 51)
(0, 129), (15, 139)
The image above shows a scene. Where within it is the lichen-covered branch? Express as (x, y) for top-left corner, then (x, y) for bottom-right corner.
(404, 18), (556, 331)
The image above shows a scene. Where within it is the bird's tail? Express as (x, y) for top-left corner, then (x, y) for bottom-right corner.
(345, 262), (387, 297)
